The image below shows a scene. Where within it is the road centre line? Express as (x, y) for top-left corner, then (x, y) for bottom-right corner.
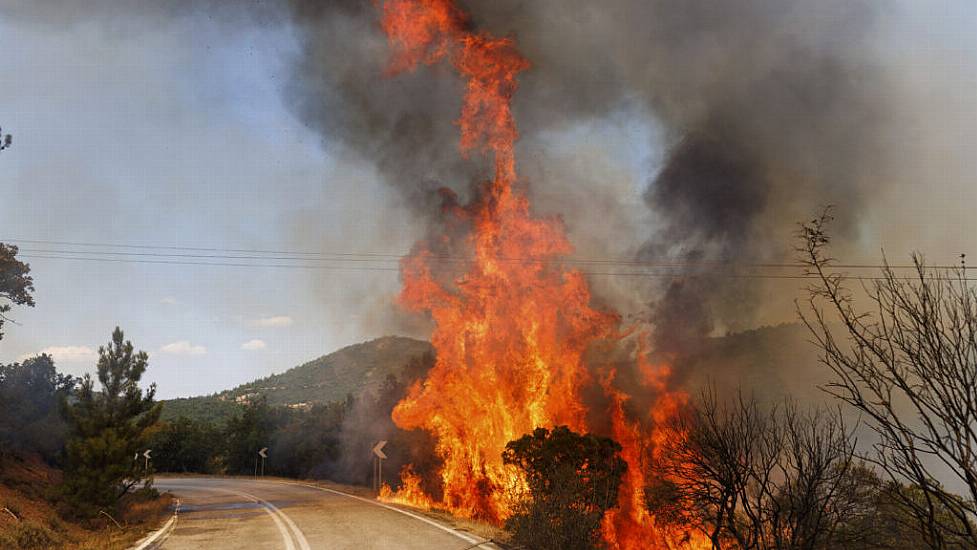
(211, 487), (310, 550)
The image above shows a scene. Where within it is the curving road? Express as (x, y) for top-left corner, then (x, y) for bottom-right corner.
(149, 477), (496, 550)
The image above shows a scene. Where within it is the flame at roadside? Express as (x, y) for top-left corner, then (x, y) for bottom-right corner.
(374, 1), (707, 547)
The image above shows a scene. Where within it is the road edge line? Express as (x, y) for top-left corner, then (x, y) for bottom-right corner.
(245, 490), (312, 550)
(286, 480), (497, 548)
(214, 487), (297, 550)
(130, 498), (180, 550)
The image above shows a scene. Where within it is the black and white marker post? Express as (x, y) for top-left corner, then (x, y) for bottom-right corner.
(258, 447), (268, 477)
(372, 440), (388, 494)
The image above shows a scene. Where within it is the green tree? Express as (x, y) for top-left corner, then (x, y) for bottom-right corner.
(0, 354), (75, 461)
(271, 402), (346, 478)
(0, 243), (34, 340)
(224, 396), (276, 474)
(502, 426), (627, 550)
(148, 417), (222, 474)
(60, 327), (161, 515)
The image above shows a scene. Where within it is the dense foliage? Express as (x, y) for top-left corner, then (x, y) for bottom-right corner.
(0, 354), (75, 461)
(269, 402), (346, 478)
(147, 416), (222, 473)
(503, 426), (627, 550)
(223, 396), (279, 475)
(148, 351), (440, 489)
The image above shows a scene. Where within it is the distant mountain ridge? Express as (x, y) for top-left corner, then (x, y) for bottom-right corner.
(161, 324), (825, 424)
(161, 336), (433, 423)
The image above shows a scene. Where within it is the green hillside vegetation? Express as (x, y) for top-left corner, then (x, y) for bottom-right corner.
(161, 336), (433, 423)
(161, 327), (826, 426)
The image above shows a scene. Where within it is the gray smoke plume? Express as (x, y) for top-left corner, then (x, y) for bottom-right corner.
(5, 0), (972, 363)
(282, 0), (899, 354)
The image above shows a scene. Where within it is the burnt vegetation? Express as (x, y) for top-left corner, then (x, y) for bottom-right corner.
(632, 213), (977, 550)
(798, 209), (977, 548)
(650, 390), (858, 549)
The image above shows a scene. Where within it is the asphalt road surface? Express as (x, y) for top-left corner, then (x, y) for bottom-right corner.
(150, 477), (496, 550)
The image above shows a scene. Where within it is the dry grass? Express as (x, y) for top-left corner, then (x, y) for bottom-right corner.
(0, 455), (174, 550)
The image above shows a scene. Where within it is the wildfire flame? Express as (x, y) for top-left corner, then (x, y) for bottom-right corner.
(376, 1), (708, 547)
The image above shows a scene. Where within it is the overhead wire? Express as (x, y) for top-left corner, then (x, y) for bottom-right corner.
(14, 252), (976, 282)
(4, 237), (973, 273)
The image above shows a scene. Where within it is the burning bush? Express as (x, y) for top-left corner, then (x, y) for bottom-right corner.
(502, 426), (627, 550)
(372, 1), (707, 545)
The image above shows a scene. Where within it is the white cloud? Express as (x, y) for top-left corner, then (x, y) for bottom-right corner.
(159, 341), (207, 356)
(252, 315), (293, 328)
(241, 339), (267, 351)
(18, 346), (97, 364)
(160, 297), (179, 305)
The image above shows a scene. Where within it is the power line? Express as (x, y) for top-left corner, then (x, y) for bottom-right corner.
(17, 254), (399, 271)
(17, 248), (401, 263)
(18, 253), (977, 282)
(5, 237), (972, 271)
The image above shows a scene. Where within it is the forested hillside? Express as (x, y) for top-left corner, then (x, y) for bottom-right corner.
(161, 336), (433, 423)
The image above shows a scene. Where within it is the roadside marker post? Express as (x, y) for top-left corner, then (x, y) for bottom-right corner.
(372, 440), (387, 494)
(143, 449), (152, 471)
(258, 447), (268, 477)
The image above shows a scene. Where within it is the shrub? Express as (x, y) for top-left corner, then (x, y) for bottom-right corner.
(502, 426), (627, 550)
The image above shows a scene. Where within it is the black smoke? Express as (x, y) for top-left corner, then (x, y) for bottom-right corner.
(281, 0), (892, 354)
(5, 0), (961, 360)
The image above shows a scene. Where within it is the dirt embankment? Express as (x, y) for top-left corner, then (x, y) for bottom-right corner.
(0, 455), (172, 549)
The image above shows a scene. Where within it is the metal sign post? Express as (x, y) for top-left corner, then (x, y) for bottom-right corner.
(258, 447), (268, 477)
(372, 440), (388, 494)
(143, 449), (152, 471)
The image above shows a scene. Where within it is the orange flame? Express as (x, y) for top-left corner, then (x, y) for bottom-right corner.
(376, 1), (707, 547)
(380, 465), (436, 510)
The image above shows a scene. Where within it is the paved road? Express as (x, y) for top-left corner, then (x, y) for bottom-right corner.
(151, 477), (494, 550)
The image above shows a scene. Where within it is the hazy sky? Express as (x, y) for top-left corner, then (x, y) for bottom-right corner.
(0, 2), (974, 399)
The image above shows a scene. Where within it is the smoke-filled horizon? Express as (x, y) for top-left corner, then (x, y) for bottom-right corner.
(1, 0), (974, 390)
(284, 0), (976, 350)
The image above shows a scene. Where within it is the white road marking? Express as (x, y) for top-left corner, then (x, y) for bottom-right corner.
(250, 491), (312, 550)
(159, 478), (496, 549)
(130, 499), (180, 550)
(285, 481), (497, 548)
(209, 487), (309, 550)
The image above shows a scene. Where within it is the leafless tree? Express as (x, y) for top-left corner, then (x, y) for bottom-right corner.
(652, 387), (857, 549)
(797, 207), (977, 548)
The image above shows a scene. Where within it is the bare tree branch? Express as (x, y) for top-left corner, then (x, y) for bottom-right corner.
(796, 207), (977, 548)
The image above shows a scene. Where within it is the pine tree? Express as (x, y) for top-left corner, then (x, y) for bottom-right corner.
(0, 242), (34, 340)
(61, 327), (161, 515)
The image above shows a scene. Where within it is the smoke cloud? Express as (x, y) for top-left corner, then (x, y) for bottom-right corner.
(5, 0), (973, 359)
(280, 0), (944, 352)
